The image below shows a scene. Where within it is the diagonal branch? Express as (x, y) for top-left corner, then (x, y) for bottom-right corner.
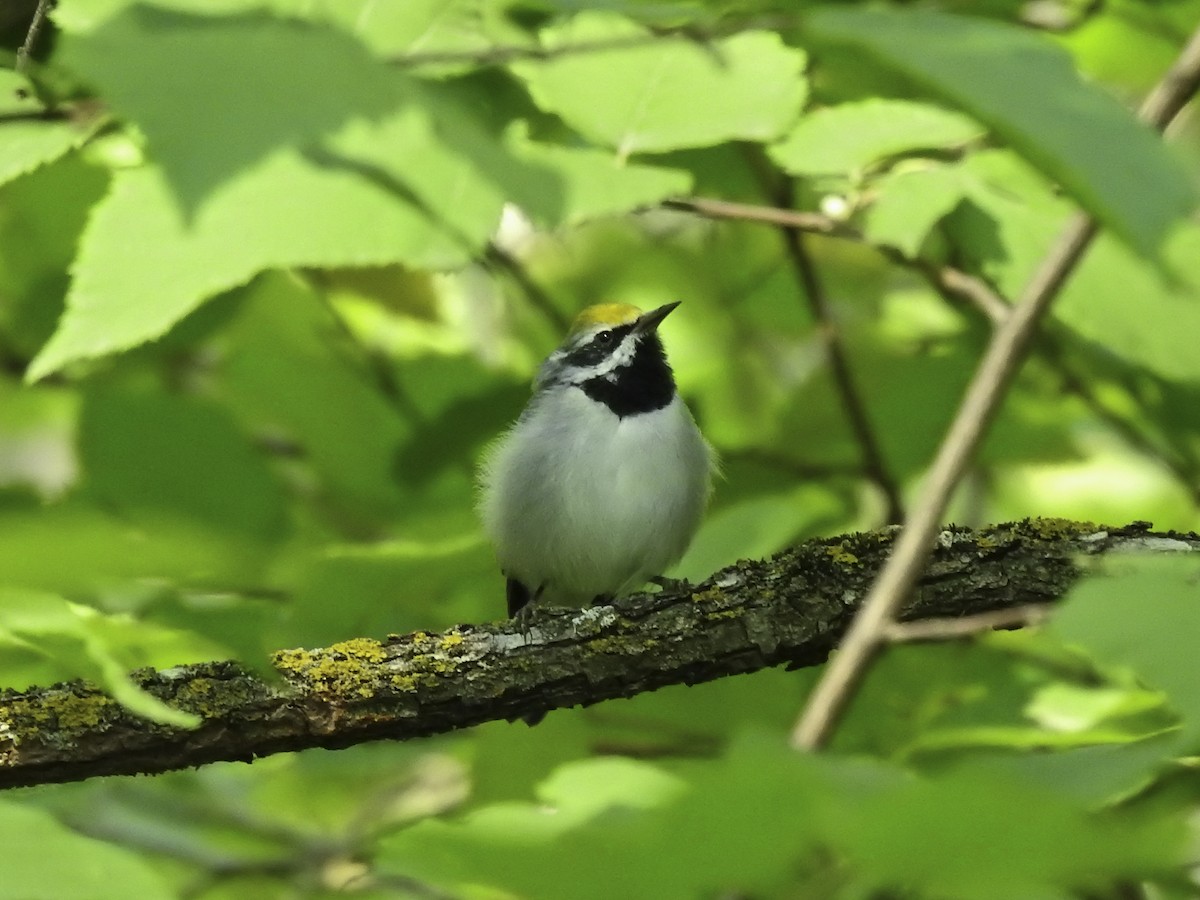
(789, 22), (1200, 750)
(15, 0), (55, 74)
(1, 520), (1194, 790)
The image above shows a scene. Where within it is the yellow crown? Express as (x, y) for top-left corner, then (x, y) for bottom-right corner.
(569, 303), (643, 336)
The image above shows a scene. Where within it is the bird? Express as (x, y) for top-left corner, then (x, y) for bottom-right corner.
(479, 301), (715, 620)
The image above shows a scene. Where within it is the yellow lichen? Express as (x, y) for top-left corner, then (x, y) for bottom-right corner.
(825, 542), (859, 565)
(704, 609), (743, 622)
(273, 642), (387, 698)
(1024, 517), (1098, 539)
(690, 588), (726, 604)
(0, 690), (114, 738)
(329, 638), (388, 663)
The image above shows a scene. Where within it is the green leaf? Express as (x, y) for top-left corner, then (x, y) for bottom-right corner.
(938, 738), (1178, 807)
(0, 800), (173, 900)
(803, 6), (1194, 253)
(381, 731), (1186, 899)
(27, 119), (490, 380)
(513, 12), (807, 156)
(0, 502), (265, 594)
(58, 7), (405, 208)
(0, 588), (206, 726)
(215, 272), (414, 525)
(79, 385), (288, 540)
(824, 753), (1185, 898)
(770, 98), (983, 176)
(949, 150), (1200, 385)
(1050, 555), (1200, 748)
(864, 163), (971, 256)
(506, 123), (692, 225)
(0, 72), (99, 189)
(537, 757), (686, 823)
(0, 153), (109, 358)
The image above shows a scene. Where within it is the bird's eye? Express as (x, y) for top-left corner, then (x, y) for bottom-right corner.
(594, 329), (615, 347)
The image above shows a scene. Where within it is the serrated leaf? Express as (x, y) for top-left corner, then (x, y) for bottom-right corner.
(0, 72), (99, 188)
(506, 123), (692, 225)
(770, 99), (983, 176)
(27, 112), (496, 379)
(804, 6), (1194, 254)
(513, 12), (806, 157)
(1050, 556), (1200, 748)
(0, 154), (109, 358)
(0, 801), (174, 900)
(864, 163), (971, 256)
(58, 6), (405, 208)
(0, 589), (206, 726)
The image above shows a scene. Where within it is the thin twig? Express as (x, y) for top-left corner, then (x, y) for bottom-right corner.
(15, 0), (54, 74)
(883, 603), (1053, 642)
(785, 225), (906, 523)
(664, 197), (1009, 324)
(746, 159), (905, 524)
(665, 197), (854, 236)
(1138, 27), (1200, 128)
(913, 260), (1009, 324)
(789, 22), (1200, 751)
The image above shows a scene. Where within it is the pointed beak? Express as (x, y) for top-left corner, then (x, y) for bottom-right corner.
(634, 301), (681, 334)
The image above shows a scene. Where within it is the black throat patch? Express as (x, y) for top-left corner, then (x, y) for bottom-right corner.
(581, 334), (675, 418)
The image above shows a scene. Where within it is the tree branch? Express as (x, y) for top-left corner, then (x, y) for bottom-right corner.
(15, 0), (54, 74)
(762, 172), (905, 524)
(790, 20), (1200, 750)
(1, 520), (1194, 789)
(662, 197), (1010, 324)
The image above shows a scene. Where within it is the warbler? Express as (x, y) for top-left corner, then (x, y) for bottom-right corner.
(480, 301), (714, 618)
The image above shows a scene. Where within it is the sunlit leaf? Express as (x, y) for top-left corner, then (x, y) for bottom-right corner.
(59, 6), (404, 207)
(864, 163), (971, 257)
(804, 6), (1194, 253)
(770, 98), (983, 177)
(0, 72), (99, 189)
(513, 12), (806, 157)
(1051, 555), (1200, 747)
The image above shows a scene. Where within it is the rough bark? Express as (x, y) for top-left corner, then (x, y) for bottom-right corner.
(1, 519), (1195, 789)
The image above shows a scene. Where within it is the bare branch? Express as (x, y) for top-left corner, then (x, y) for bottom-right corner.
(15, 0), (54, 75)
(663, 197), (1009, 324)
(743, 158), (905, 524)
(789, 23), (1200, 751)
(882, 603), (1053, 642)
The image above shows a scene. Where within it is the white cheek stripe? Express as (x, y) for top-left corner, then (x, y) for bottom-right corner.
(568, 336), (638, 383)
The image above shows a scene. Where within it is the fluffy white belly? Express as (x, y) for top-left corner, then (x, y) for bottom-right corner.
(481, 388), (711, 605)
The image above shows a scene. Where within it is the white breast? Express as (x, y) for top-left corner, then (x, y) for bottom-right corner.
(479, 387), (713, 605)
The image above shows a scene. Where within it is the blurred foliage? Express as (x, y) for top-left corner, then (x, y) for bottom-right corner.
(1, 0), (1200, 896)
